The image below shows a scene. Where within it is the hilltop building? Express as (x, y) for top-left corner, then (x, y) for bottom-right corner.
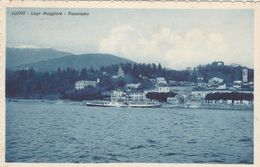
(112, 66), (125, 79)
(117, 66), (125, 77)
(212, 61), (224, 66)
(230, 63), (240, 67)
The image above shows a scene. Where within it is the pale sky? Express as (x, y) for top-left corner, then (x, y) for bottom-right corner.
(7, 8), (253, 69)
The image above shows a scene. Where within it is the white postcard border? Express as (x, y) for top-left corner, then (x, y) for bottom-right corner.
(0, 1), (259, 167)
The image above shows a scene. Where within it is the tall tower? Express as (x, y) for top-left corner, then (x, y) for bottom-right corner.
(242, 68), (248, 83)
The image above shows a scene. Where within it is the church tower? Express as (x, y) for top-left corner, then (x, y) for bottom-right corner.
(117, 66), (125, 77)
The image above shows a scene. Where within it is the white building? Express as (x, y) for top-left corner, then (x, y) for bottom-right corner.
(234, 80), (242, 84)
(156, 77), (167, 85)
(75, 79), (99, 90)
(111, 90), (146, 101)
(217, 83), (226, 90)
(157, 86), (170, 93)
(128, 92), (146, 101)
(208, 77), (224, 86)
(111, 90), (125, 101)
(126, 83), (141, 89)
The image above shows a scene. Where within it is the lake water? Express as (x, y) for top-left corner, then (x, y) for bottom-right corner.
(6, 100), (253, 163)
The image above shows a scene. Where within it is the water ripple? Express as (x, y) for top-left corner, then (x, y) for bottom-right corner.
(129, 145), (146, 150)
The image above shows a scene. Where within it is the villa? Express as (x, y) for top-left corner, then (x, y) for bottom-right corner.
(75, 79), (99, 90)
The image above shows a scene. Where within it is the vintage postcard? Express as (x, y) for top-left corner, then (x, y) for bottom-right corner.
(0, 1), (259, 167)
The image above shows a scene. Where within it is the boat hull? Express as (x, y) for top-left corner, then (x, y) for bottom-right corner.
(127, 103), (161, 108)
(86, 101), (160, 108)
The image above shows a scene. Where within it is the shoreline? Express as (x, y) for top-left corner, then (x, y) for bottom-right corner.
(6, 98), (253, 111)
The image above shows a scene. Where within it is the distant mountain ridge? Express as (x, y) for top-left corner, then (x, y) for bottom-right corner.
(7, 47), (135, 72)
(13, 53), (135, 72)
(6, 47), (72, 68)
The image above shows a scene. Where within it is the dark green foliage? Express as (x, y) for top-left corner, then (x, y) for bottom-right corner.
(139, 79), (154, 90)
(146, 92), (177, 102)
(113, 79), (126, 89)
(197, 64), (253, 83)
(6, 62), (254, 99)
(61, 88), (105, 101)
(205, 92), (254, 102)
(6, 68), (80, 98)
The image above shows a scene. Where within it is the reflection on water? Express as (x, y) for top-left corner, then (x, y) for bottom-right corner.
(6, 101), (253, 163)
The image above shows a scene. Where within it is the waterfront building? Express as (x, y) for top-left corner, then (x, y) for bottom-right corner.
(169, 86), (193, 96)
(111, 90), (125, 101)
(75, 79), (99, 90)
(111, 90), (147, 101)
(167, 97), (179, 104)
(128, 91), (147, 101)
